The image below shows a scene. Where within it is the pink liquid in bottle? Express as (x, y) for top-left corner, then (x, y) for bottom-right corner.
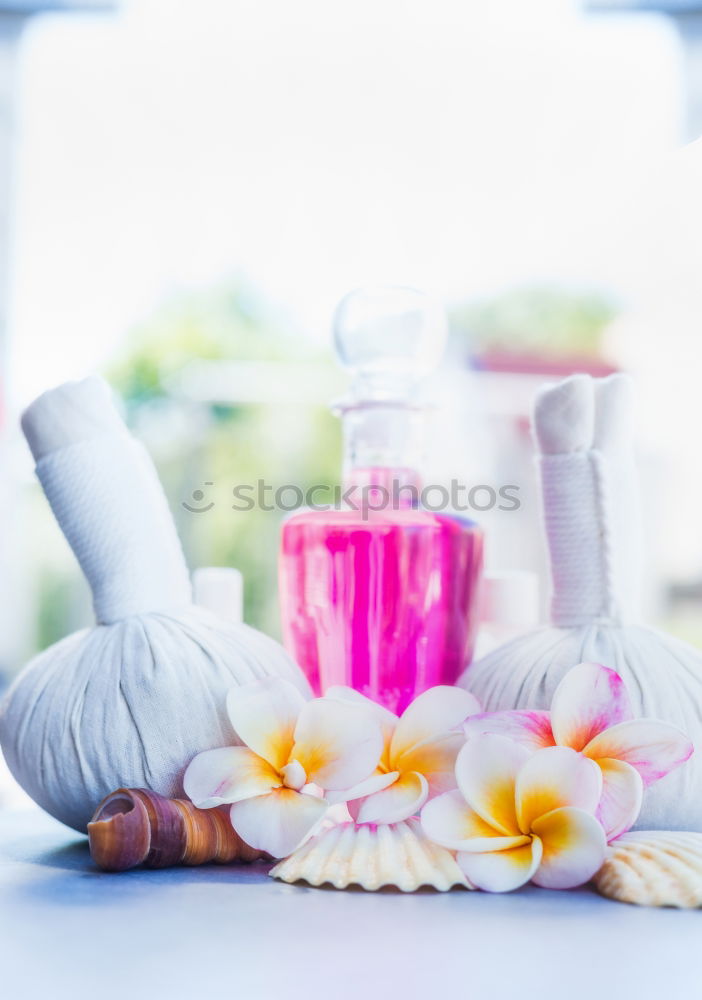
(278, 287), (484, 713)
(280, 481), (482, 713)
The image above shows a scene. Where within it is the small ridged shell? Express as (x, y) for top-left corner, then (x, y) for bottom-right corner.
(88, 788), (264, 871)
(270, 820), (472, 892)
(594, 831), (702, 908)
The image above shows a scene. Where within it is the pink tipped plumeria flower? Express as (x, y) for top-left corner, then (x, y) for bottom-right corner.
(184, 678), (383, 858)
(464, 662), (694, 841)
(421, 734), (607, 892)
(324, 686), (481, 824)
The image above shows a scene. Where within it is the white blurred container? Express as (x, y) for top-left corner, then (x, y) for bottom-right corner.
(193, 567), (244, 624)
(474, 570), (540, 659)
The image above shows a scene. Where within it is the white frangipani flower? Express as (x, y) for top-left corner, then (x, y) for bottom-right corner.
(325, 685), (481, 824)
(184, 678), (383, 858)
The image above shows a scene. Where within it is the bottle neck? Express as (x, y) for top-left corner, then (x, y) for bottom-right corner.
(338, 401), (426, 507)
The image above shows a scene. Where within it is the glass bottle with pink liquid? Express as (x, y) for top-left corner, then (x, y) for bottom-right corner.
(279, 287), (483, 713)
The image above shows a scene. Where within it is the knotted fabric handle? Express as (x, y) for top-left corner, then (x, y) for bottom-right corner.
(22, 376), (193, 624)
(534, 373), (642, 627)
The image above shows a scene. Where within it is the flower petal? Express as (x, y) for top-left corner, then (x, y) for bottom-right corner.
(516, 746), (602, 833)
(464, 711), (555, 751)
(292, 698), (383, 790)
(324, 686), (398, 732)
(325, 769), (400, 805)
(324, 685), (397, 770)
(583, 719), (694, 786)
(595, 758), (643, 841)
(184, 747), (280, 808)
(456, 839), (542, 893)
(455, 734), (531, 836)
(355, 771), (429, 824)
(391, 686), (481, 760)
(394, 732), (466, 796)
(530, 806), (607, 889)
(226, 678), (306, 771)
(550, 662), (633, 751)
(421, 790), (531, 853)
(229, 788), (328, 858)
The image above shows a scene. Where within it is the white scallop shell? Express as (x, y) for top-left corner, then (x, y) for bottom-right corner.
(594, 831), (702, 908)
(270, 819), (472, 892)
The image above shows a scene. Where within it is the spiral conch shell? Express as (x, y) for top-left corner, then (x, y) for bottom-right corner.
(270, 820), (472, 892)
(594, 831), (702, 908)
(88, 788), (265, 872)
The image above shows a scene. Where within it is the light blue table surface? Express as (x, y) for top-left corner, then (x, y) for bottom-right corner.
(0, 808), (698, 1000)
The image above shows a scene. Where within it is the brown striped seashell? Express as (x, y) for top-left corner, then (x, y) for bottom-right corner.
(270, 819), (472, 892)
(88, 788), (265, 872)
(594, 831), (702, 908)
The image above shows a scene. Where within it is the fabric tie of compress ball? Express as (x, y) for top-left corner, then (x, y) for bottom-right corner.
(22, 376), (192, 624)
(536, 373), (643, 628)
(541, 450), (640, 627)
(36, 435), (192, 623)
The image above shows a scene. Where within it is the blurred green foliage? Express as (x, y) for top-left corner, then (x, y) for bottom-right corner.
(104, 282), (341, 639)
(451, 286), (618, 357)
(107, 283), (286, 415)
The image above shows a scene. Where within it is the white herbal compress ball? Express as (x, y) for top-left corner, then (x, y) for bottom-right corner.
(0, 377), (310, 832)
(460, 373), (702, 831)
